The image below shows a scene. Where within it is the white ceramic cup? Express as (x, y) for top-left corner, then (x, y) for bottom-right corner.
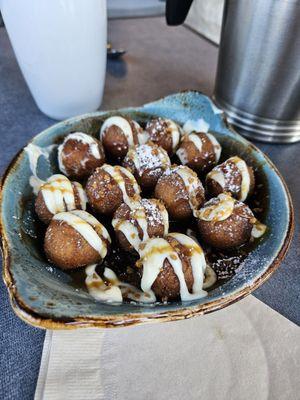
(1, 0), (107, 120)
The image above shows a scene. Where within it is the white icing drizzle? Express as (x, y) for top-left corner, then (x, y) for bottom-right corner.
(25, 143), (56, 177)
(166, 119), (181, 151)
(168, 233), (207, 297)
(195, 193), (235, 222)
(206, 169), (226, 188)
(85, 265), (156, 303)
(112, 198), (143, 251)
(71, 210), (111, 243)
(85, 264), (123, 302)
(139, 235), (207, 301)
(160, 205), (169, 236)
(138, 131), (150, 145)
(202, 265), (217, 289)
(139, 237), (179, 300)
(25, 143), (57, 194)
(176, 132), (220, 164)
(101, 164), (140, 206)
(118, 166), (141, 195)
(180, 119), (221, 162)
(105, 268), (156, 303)
(206, 133), (221, 162)
(112, 199), (168, 251)
(174, 165), (203, 211)
(183, 118), (209, 134)
(251, 221), (267, 238)
(228, 156), (251, 201)
(72, 181), (87, 210)
(41, 174), (77, 214)
(185, 229), (217, 290)
(100, 116), (135, 146)
(53, 210), (110, 258)
(57, 150), (67, 175)
(65, 132), (100, 158)
(112, 218), (141, 250)
(133, 204), (149, 241)
(29, 176), (45, 195)
(57, 132), (101, 175)
(187, 133), (203, 152)
(176, 147), (189, 165)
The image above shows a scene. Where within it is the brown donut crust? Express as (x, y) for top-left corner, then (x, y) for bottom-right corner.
(205, 178), (223, 199)
(35, 182), (83, 225)
(154, 167), (205, 220)
(60, 138), (105, 179)
(178, 132), (216, 173)
(122, 157), (161, 190)
(85, 167), (139, 215)
(197, 202), (254, 249)
(151, 236), (194, 301)
(44, 219), (104, 269)
(123, 144), (170, 190)
(114, 203), (143, 252)
(206, 161), (255, 200)
(113, 200), (166, 252)
(145, 118), (176, 155)
(101, 118), (139, 159)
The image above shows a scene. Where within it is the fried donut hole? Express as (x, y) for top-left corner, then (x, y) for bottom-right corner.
(112, 198), (169, 253)
(176, 132), (221, 174)
(206, 156), (255, 201)
(137, 233), (207, 301)
(35, 174), (87, 224)
(58, 132), (105, 179)
(123, 143), (171, 190)
(44, 210), (111, 270)
(85, 164), (141, 215)
(154, 164), (205, 220)
(196, 193), (256, 249)
(144, 118), (182, 156)
(100, 116), (144, 159)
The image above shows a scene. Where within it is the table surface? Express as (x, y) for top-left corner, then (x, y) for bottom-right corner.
(0, 17), (299, 400)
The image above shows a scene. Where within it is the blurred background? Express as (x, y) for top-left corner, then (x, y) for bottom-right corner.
(0, 0), (224, 43)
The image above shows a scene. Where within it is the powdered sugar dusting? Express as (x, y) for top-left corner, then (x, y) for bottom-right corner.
(146, 118), (181, 151)
(141, 198), (165, 230)
(112, 198), (169, 252)
(166, 165), (204, 211)
(207, 160), (241, 196)
(127, 144), (170, 177)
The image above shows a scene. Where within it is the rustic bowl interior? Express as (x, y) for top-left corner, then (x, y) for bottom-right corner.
(1, 92), (293, 328)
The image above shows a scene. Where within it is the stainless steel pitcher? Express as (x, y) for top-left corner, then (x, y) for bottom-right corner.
(166, 0), (300, 143)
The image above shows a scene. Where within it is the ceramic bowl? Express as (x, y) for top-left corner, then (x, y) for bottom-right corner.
(0, 91), (294, 329)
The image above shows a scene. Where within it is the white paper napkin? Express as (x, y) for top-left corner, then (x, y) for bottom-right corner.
(35, 295), (300, 400)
